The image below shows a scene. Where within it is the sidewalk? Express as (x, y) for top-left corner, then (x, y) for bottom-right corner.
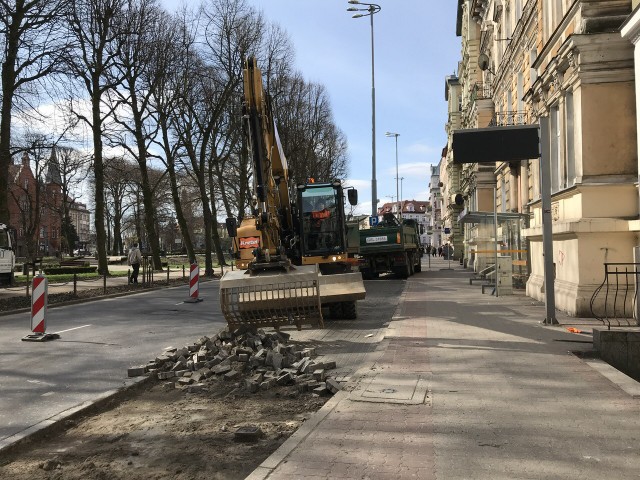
(248, 256), (640, 480)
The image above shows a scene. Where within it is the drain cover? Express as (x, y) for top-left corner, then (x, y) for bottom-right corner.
(352, 373), (429, 404)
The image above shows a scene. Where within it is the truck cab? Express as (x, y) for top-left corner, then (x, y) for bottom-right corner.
(0, 224), (16, 285)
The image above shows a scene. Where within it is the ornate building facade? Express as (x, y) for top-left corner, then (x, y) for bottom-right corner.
(448, 0), (637, 316)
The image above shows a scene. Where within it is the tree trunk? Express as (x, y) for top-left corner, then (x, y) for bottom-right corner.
(92, 75), (108, 275)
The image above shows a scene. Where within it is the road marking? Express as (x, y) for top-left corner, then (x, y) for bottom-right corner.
(175, 302), (184, 305)
(53, 325), (92, 334)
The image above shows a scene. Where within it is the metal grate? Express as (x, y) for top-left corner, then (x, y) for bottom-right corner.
(220, 278), (323, 331)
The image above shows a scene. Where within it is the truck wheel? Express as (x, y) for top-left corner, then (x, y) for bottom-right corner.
(341, 301), (357, 319)
(329, 303), (342, 319)
(361, 269), (373, 280)
(9, 271), (15, 286)
(415, 261), (422, 273)
(409, 259), (415, 276)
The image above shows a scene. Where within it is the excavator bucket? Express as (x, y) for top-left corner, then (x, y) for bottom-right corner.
(220, 265), (323, 331)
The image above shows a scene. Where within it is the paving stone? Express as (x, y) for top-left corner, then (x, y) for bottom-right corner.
(177, 377), (193, 386)
(213, 364), (232, 375)
(224, 370), (241, 381)
(127, 366), (146, 377)
(313, 369), (326, 381)
(234, 425), (263, 442)
(157, 371), (175, 380)
(162, 382), (175, 391)
(326, 377), (341, 394)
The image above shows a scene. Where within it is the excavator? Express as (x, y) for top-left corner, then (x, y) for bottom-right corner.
(219, 57), (366, 331)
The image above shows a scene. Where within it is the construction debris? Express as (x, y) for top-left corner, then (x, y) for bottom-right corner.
(128, 327), (341, 395)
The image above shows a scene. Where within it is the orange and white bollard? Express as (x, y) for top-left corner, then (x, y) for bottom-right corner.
(22, 275), (59, 341)
(184, 263), (203, 303)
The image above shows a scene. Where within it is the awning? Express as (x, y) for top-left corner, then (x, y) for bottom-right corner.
(457, 209), (530, 224)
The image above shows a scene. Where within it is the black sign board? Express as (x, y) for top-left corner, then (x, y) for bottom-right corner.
(452, 125), (539, 164)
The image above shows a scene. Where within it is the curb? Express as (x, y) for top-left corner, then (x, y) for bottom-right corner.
(245, 388), (349, 480)
(0, 374), (156, 457)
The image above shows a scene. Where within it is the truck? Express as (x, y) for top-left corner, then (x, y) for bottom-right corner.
(357, 213), (423, 279)
(0, 223), (16, 285)
(219, 57), (366, 330)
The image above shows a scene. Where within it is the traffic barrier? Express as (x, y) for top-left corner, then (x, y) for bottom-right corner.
(184, 263), (203, 303)
(22, 275), (59, 342)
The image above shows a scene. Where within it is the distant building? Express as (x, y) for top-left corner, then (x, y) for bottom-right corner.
(69, 201), (91, 245)
(8, 152), (62, 257)
(377, 200), (430, 242)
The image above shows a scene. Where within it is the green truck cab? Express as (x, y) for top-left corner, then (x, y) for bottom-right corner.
(357, 213), (423, 279)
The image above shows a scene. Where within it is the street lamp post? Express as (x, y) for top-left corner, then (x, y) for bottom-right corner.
(385, 131), (400, 218)
(347, 0), (381, 218)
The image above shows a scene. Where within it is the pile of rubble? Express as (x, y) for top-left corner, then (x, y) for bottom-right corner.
(128, 327), (341, 396)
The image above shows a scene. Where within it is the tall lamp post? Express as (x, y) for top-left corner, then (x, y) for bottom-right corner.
(385, 131), (400, 218)
(347, 0), (381, 217)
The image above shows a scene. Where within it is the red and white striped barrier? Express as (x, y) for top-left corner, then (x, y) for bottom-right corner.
(184, 263), (203, 303)
(22, 275), (59, 341)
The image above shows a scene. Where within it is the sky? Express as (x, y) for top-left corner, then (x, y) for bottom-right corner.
(160, 0), (461, 216)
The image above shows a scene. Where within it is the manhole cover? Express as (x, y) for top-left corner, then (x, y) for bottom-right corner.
(352, 373), (430, 404)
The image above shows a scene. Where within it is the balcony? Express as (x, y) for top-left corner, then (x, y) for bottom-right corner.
(470, 82), (492, 103)
(489, 111), (531, 126)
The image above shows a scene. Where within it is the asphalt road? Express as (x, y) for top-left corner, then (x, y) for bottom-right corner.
(0, 279), (225, 447)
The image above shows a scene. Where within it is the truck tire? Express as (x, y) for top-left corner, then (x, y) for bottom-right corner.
(361, 268), (373, 280)
(341, 301), (357, 319)
(329, 303), (342, 319)
(415, 260), (422, 273)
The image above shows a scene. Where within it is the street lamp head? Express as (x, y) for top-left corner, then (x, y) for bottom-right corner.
(348, 0), (360, 4)
(352, 13), (364, 18)
(385, 132), (399, 137)
(347, 7), (358, 11)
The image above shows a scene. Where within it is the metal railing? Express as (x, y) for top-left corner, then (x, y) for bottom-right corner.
(489, 111), (530, 127)
(470, 82), (492, 103)
(590, 262), (639, 330)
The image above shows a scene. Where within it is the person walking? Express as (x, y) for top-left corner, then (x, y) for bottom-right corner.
(128, 243), (142, 284)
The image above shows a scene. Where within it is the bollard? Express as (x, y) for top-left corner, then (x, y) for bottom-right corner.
(73, 273), (77, 296)
(167, 265), (170, 285)
(22, 275), (59, 341)
(26, 269), (30, 297)
(182, 264), (185, 279)
(184, 263), (203, 303)
(103, 272), (107, 294)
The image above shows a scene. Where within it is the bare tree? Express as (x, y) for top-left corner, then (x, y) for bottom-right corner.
(149, 8), (198, 263)
(0, 0), (70, 225)
(47, 146), (90, 255)
(110, 0), (167, 269)
(65, 0), (126, 274)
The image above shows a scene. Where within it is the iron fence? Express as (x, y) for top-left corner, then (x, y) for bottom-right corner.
(590, 262), (639, 329)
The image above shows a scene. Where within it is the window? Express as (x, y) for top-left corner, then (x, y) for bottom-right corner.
(564, 91), (575, 187)
(550, 105), (561, 193)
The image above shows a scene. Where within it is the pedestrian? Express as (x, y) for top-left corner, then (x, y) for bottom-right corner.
(438, 246), (443, 257)
(432, 246), (437, 257)
(128, 242), (142, 284)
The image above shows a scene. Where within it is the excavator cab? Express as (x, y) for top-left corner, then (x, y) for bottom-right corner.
(298, 183), (347, 259)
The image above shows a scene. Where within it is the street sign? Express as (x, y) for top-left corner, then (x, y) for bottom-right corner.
(369, 216), (379, 227)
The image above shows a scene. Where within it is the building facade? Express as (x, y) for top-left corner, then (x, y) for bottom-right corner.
(449, 0), (637, 316)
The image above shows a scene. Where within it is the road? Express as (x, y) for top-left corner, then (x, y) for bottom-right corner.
(0, 280), (225, 448)
(0, 273), (405, 452)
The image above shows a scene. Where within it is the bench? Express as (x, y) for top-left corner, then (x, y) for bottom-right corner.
(469, 263), (495, 285)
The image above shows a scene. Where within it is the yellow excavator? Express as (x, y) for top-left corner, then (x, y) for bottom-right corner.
(219, 57), (366, 331)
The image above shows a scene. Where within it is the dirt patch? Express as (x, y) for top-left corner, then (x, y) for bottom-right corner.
(0, 378), (327, 480)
